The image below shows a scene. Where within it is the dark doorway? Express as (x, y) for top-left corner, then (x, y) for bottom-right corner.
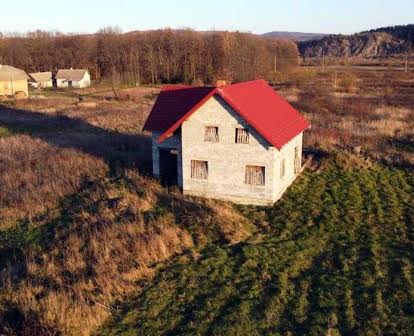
(159, 149), (178, 186)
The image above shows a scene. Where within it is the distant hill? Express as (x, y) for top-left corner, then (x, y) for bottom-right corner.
(299, 24), (413, 58)
(262, 31), (326, 41)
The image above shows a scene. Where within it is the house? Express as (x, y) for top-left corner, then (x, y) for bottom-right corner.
(0, 64), (29, 98)
(29, 72), (53, 88)
(56, 69), (91, 88)
(143, 79), (310, 205)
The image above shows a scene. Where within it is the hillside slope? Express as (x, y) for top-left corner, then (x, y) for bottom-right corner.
(100, 156), (414, 335)
(299, 24), (413, 58)
(0, 95), (255, 336)
(262, 31), (326, 41)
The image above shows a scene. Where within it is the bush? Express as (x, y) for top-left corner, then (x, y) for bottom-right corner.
(338, 71), (358, 93)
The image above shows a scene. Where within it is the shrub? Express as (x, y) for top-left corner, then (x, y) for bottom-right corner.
(338, 71), (358, 93)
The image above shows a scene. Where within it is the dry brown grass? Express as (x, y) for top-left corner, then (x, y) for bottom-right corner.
(208, 202), (255, 244)
(17, 93), (154, 135)
(0, 135), (107, 229)
(0, 170), (252, 336)
(0, 91), (254, 335)
(283, 68), (414, 166)
(11, 224), (192, 335)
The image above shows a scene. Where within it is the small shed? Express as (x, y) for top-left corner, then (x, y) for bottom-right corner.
(0, 64), (29, 98)
(56, 69), (91, 88)
(29, 72), (53, 88)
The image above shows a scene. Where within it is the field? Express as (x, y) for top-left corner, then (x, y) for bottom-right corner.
(0, 67), (413, 335)
(101, 158), (414, 336)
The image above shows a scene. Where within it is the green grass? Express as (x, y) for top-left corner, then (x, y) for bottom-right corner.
(0, 126), (12, 137)
(99, 158), (414, 336)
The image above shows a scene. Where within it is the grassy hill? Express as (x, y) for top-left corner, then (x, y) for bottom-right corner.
(100, 155), (414, 335)
(0, 67), (413, 335)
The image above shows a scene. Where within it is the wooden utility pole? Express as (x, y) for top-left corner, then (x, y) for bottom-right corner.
(405, 43), (411, 72)
(274, 54), (277, 73)
(405, 52), (409, 72)
(321, 52), (326, 73)
(137, 55), (141, 86)
(405, 37), (412, 73)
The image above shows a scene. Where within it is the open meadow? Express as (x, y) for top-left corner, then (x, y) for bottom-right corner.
(0, 67), (413, 335)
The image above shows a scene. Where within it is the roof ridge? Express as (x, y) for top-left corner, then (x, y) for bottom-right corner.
(162, 84), (215, 92)
(145, 79), (309, 149)
(224, 79), (266, 88)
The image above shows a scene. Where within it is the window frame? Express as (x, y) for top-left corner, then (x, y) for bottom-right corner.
(190, 160), (208, 180)
(294, 146), (301, 174)
(245, 165), (266, 186)
(204, 126), (219, 143)
(280, 157), (286, 179)
(235, 128), (249, 144)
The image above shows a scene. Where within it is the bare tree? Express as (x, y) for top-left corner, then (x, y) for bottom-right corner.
(0, 28), (300, 85)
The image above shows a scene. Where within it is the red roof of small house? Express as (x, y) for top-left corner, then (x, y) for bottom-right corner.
(143, 79), (310, 149)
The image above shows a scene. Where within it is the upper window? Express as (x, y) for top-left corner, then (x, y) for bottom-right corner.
(245, 165), (265, 186)
(191, 160), (208, 179)
(235, 128), (249, 144)
(280, 158), (286, 178)
(205, 126), (219, 142)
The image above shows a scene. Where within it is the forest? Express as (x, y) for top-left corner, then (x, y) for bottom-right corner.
(0, 28), (299, 84)
(366, 24), (414, 43)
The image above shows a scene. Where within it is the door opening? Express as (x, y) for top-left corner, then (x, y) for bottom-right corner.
(159, 149), (178, 186)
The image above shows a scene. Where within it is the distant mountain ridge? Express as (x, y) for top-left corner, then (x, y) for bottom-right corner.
(262, 31), (326, 41)
(298, 24), (413, 58)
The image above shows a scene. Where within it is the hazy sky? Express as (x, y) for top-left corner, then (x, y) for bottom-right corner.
(1, 0), (413, 35)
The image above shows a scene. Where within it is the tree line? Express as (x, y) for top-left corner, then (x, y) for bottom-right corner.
(367, 24), (414, 44)
(0, 28), (299, 85)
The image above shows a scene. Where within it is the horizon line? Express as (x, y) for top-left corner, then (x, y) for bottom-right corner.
(1, 23), (412, 37)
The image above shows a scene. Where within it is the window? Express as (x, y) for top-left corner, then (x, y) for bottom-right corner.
(294, 146), (301, 174)
(245, 165), (265, 186)
(235, 128), (249, 144)
(191, 160), (208, 179)
(205, 126), (219, 142)
(280, 158), (286, 178)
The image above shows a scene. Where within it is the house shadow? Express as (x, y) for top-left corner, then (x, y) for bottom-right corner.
(0, 105), (152, 174)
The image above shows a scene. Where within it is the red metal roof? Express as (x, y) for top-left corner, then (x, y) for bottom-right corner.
(143, 85), (215, 133)
(143, 79), (310, 149)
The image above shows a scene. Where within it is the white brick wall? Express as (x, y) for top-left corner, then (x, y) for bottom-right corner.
(273, 132), (303, 202)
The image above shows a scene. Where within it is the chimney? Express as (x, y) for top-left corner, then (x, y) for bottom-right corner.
(215, 79), (229, 88)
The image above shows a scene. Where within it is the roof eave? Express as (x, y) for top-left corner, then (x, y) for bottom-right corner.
(156, 88), (218, 143)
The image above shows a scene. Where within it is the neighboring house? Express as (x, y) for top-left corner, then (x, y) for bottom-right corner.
(143, 79), (310, 205)
(56, 69), (91, 88)
(0, 64), (29, 98)
(29, 71), (53, 88)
